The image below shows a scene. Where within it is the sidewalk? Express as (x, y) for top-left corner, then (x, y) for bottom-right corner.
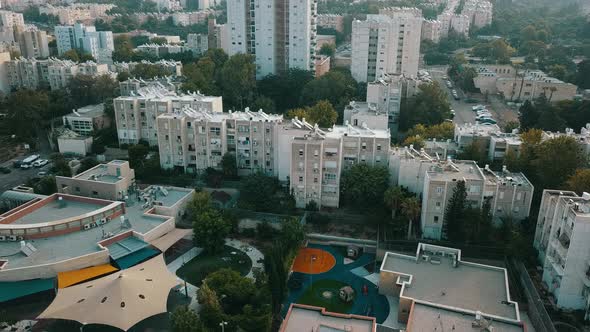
(226, 238), (264, 279)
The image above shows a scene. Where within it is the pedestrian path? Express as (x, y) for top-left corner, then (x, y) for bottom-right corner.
(225, 238), (264, 279)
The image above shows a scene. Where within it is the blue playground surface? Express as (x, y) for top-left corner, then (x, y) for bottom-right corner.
(284, 244), (390, 323)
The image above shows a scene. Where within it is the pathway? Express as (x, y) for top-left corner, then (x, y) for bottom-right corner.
(165, 238), (265, 311)
(225, 238), (264, 279)
(167, 247), (203, 311)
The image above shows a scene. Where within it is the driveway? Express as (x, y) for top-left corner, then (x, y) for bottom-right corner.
(0, 157), (52, 193)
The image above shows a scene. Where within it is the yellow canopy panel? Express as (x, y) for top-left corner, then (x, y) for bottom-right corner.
(58, 264), (118, 288)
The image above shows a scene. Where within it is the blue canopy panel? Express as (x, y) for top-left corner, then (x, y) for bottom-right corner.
(106, 236), (149, 260)
(114, 247), (159, 269)
(0, 278), (55, 302)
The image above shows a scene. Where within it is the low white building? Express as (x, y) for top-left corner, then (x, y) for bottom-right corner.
(57, 129), (93, 157)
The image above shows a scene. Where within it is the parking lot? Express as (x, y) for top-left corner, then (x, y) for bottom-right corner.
(427, 67), (520, 129)
(0, 156), (52, 192)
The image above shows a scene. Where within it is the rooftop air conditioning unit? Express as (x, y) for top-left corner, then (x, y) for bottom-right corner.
(8, 235), (17, 241)
(0, 236), (5, 241)
(84, 224), (91, 230)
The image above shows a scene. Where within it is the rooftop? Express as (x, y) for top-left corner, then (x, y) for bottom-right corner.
(281, 304), (376, 332)
(426, 159), (485, 182)
(159, 106), (283, 123)
(10, 199), (105, 225)
(407, 303), (523, 332)
(381, 244), (519, 321)
(482, 166), (533, 188)
(455, 123), (501, 137)
(74, 164), (122, 183)
(63, 104), (105, 119)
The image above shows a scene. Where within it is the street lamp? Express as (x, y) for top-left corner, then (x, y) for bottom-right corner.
(219, 321), (228, 332)
(309, 254), (317, 291)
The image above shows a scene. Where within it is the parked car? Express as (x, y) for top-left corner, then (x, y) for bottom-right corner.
(37, 171), (47, 176)
(476, 110), (492, 116)
(0, 167), (11, 174)
(12, 160), (22, 168)
(33, 159), (48, 167)
(472, 105), (486, 111)
(453, 93), (460, 100)
(446, 81), (453, 88)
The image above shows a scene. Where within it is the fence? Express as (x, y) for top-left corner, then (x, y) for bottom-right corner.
(514, 259), (557, 332)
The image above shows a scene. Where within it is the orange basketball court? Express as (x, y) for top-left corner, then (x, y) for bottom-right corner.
(292, 247), (336, 274)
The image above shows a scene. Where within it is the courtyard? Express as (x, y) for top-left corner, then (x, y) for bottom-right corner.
(284, 244), (390, 324)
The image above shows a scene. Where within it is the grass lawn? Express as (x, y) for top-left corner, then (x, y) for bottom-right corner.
(296, 279), (354, 314)
(176, 245), (252, 286)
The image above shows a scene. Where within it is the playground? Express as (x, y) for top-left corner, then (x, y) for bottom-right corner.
(284, 244), (390, 324)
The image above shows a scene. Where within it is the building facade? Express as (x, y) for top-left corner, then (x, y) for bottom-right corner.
(351, 8), (421, 83)
(186, 33), (208, 56)
(55, 23), (114, 64)
(226, 0), (317, 78)
(533, 190), (590, 317)
(114, 87), (223, 146)
(317, 14), (344, 33)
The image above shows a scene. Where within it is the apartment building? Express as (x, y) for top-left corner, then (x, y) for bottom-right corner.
(421, 159), (533, 239)
(462, 0), (493, 28)
(290, 124), (390, 208)
(186, 33), (208, 56)
(55, 23), (114, 64)
(488, 131), (522, 161)
(227, 0), (317, 78)
(0, 10), (23, 28)
(136, 44), (188, 58)
(533, 190), (590, 316)
(114, 87), (223, 146)
(351, 8), (422, 83)
(317, 14), (344, 33)
(389, 146), (438, 196)
(7, 58), (109, 91)
(40, 4), (115, 25)
(496, 70), (578, 102)
(207, 18), (230, 55)
(172, 10), (212, 26)
(17, 26), (49, 58)
(454, 122), (501, 150)
(156, 107), (282, 175)
(119, 77), (181, 97)
(473, 64), (514, 94)
(113, 60), (183, 77)
(421, 19), (442, 43)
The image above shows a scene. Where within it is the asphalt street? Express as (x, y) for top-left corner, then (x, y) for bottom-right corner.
(0, 156), (52, 192)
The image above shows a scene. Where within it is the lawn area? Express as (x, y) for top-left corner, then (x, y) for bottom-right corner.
(176, 245), (252, 286)
(296, 279), (354, 314)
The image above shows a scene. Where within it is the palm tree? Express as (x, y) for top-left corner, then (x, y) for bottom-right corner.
(401, 197), (421, 240)
(384, 186), (405, 219)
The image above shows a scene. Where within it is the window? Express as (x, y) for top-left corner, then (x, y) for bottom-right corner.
(436, 187), (443, 194)
(298, 176), (303, 182)
(299, 149), (303, 156)
(92, 191), (98, 196)
(499, 191), (505, 199)
(377, 144), (382, 151)
(434, 216), (439, 223)
(435, 202), (441, 208)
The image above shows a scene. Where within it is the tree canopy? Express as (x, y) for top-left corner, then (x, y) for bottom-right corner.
(339, 164), (390, 210)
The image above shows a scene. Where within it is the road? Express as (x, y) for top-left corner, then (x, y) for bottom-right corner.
(0, 157), (52, 193)
(426, 66), (519, 129)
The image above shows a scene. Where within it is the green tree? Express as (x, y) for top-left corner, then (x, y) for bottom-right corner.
(34, 176), (57, 195)
(188, 191), (212, 218)
(193, 210), (230, 254)
(534, 136), (587, 189)
(306, 100), (338, 127)
(127, 143), (149, 169)
(565, 169), (590, 195)
(300, 70), (359, 111)
(77, 157), (99, 174)
(220, 54), (256, 109)
(518, 101), (540, 130)
(50, 153), (71, 177)
(2, 90), (49, 139)
(197, 282), (225, 330)
(577, 60), (590, 89)
(280, 218), (305, 253)
(319, 43), (336, 57)
(251, 96), (276, 113)
(457, 142), (487, 166)
(130, 63), (172, 79)
(340, 164), (389, 210)
(61, 49), (80, 62)
(170, 306), (205, 332)
(443, 180), (467, 242)
(401, 135), (425, 149)
(238, 173), (282, 212)
(221, 153), (237, 179)
(401, 197), (420, 239)
(384, 186), (405, 219)
(257, 69), (314, 113)
(400, 82), (451, 130)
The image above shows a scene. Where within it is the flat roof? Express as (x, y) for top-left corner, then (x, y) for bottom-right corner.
(11, 199), (105, 225)
(154, 187), (192, 207)
(281, 304), (375, 332)
(426, 160), (485, 182)
(381, 249), (518, 321)
(408, 303), (523, 332)
(74, 164), (121, 183)
(64, 104), (104, 119)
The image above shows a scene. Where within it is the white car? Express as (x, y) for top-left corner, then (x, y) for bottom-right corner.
(37, 171), (47, 176)
(472, 105), (486, 111)
(477, 111), (492, 116)
(33, 159), (48, 167)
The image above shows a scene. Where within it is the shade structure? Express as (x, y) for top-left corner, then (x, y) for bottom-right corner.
(58, 264), (118, 289)
(150, 228), (191, 251)
(38, 254), (179, 331)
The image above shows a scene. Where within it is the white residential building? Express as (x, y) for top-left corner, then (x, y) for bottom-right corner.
(186, 33), (208, 56)
(7, 57), (109, 91)
(317, 14), (344, 33)
(118, 77), (181, 97)
(351, 8), (422, 83)
(290, 124), (391, 208)
(496, 69), (578, 102)
(0, 10), (23, 29)
(533, 190), (590, 317)
(114, 87), (223, 147)
(156, 107), (282, 175)
(62, 104), (110, 136)
(55, 23), (114, 64)
(462, 0), (493, 28)
(450, 14), (470, 36)
(40, 4), (115, 25)
(172, 10), (212, 26)
(420, 159), (533, 239)
(421, 19), (442, 43)
(226, 0), (317, 78)
(17, 25), (49, 58)
(113, 60), (183, 77)
(136, 44), (188, 58)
